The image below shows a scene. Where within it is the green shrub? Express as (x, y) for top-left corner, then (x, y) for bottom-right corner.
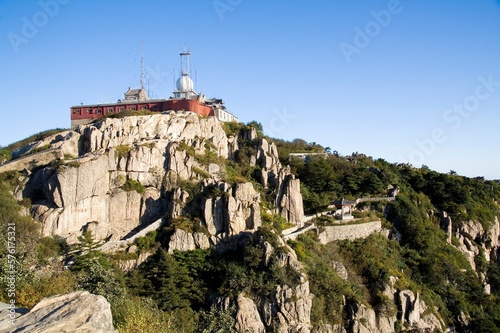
(36, 236), (67, 263)
(115, 145), (133, 159)
(32, 144), (51, 154)
(0, 149), (11, 163)
(221, 122), (245, 137)
(177, 142), (197, 157)
(193, 166), (211, 179)
(170, 217), (206, 234)
(134, 231), (158, 252)
(64, 161), (81, 168)
(113, 297), (179, 333)
(111, 251), (139, 261)
(18, 197), (31, 208)
(64, 153), (76, 159)
(112, 109), (156, 118)
(122, 178), (145, 194)
(196, 306), (237, 333)
(140, 142), (156, 149)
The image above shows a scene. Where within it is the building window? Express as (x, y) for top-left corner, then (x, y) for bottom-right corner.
(130, 107), (136, 111)
(87, 109), (92, 114)
(72, 109), (80, 114)
(152, 105), (159, 111)
(107, 108), (113, 113)
(141, 106), (147, 110)
(119, 108), (125, 112)
(96, 109), (102, 114)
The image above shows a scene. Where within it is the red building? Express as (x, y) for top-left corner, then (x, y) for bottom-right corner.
(70, 51), (237, 128)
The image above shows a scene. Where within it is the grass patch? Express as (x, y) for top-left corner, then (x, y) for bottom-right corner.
(64, 153), (77, 159)
(98, 109), (157, 122)
(0, 149), (11, 163)
(177, 142), (220, 166)
(192, 167), (211, 179)
(32, 144), (51, 154)
(4, 128), (67, 153)
(64, 161), (81, 168)
(122, 178), (145, 194)
(170, 216), (207, 234)
(140, 142), (156, 149)
(115, 145), (133, 159)
(111, 251), (139, 261)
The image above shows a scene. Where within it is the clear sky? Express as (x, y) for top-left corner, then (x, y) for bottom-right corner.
(1, 0), (499, 179)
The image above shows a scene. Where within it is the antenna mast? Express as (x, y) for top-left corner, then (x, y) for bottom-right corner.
(179, 49), (191, 76)
(140, 40), (145, 90)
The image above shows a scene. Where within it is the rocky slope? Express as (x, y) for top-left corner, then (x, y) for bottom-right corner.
(441, 211), (500, 295)
(2, 113), (314, 332)
(3, 112), (485, 332)
(7, 112), (303, 247)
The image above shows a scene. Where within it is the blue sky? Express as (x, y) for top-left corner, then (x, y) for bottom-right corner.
(1, 0), (499, 179)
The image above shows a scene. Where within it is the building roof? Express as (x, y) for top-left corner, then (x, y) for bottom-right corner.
(71, 99), (169, 109)
(125, 88), (142, 96)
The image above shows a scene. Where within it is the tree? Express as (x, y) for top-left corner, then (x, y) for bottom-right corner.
(246, 120), (263, 137)
(70, 230), (107, 270)
(196, 306), (237, 333)
(141, 249), (203, 311)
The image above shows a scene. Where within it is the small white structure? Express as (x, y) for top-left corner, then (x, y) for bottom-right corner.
(214, 107), (238, 122)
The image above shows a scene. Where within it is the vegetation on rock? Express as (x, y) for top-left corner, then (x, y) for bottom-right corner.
(1, 119), (500, 332)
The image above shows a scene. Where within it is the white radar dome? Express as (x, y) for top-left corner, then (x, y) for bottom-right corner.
(176, 74), (194, 92)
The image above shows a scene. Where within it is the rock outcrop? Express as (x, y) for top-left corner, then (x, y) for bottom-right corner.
(235, 294), (266, 333)
(167, 228), (210, 253)
(218, 242), (313, 332)
(3, 113), (311, 332)
(0, 291), (117, 333)
(346, 276), (445, 333)
(208, 239), (313, 332)
(252, 138), (305, 227)
(11, 113), (304, 245)
(443, 212), (500, 275)
(276, 171), (305, 227)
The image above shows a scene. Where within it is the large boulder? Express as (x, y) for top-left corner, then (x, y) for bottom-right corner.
(235, 294), (266, 333)
(167, 228), (210, 253)
(276, 171), (305, 227)
(0, 291), (117, 333)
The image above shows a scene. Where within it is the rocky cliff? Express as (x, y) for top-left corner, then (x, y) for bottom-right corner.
(8, 112), (304, 246)
(3, 113), (311, 331)
(2, 113), (475, 333)
(440, 211), (500, 295)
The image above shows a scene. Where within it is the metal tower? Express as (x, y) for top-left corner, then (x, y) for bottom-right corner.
(140, 40), (146, 90)
(179, 49), (191, 76)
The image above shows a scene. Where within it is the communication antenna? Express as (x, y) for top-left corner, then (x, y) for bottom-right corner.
(179, 48), (191, 76)
(140, 40), (146, 90)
